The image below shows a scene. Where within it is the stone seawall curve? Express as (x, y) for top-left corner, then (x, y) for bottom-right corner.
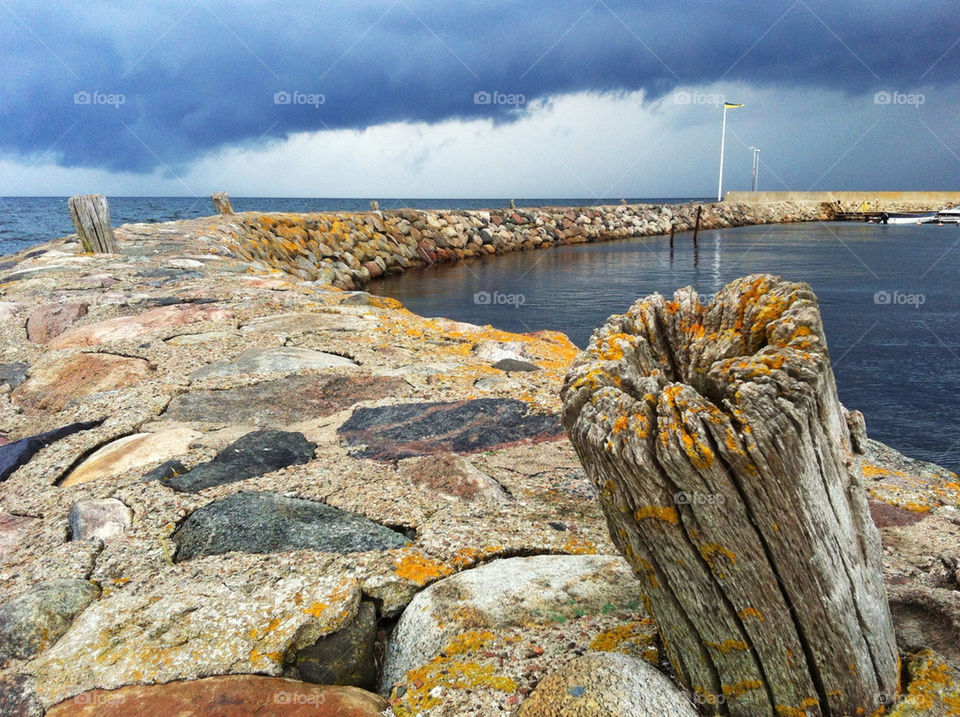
(223, 200), (835, 291)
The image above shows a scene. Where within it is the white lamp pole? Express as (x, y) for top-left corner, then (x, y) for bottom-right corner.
(717, 102), (743, 202)
(750, 146), (760, 192)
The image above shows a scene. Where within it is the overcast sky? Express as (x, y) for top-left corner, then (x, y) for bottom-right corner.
(2, 0), (959, 197)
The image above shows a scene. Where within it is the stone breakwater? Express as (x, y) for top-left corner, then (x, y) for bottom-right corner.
(0, 212), (957, 716)
(225, 200), (834, 290)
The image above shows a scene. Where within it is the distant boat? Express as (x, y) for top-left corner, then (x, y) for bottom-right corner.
(934, 205), (960, 224)
(877, 212), (937, 225)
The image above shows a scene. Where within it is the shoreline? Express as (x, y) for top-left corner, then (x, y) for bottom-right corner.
(0, 205), (958, 714)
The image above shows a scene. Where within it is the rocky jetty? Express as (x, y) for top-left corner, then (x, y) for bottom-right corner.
(225, 200), (833, 289)
(0, 206), (956, 716)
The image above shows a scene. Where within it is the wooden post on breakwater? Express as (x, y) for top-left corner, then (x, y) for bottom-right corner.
(669, 223), (675, 249)
(211, 192), (234, 215)
(561, 275), (899, 716)
(68, 194), (118, 253)
(692, 205), (702, 247)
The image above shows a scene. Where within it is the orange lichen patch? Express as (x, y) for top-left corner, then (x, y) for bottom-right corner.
(596, 332), (631, 361)
(725, 428), (745, 455)
(634, 505), (679, 524)
(395, 553), (454, 586)
(451, 545), (504, 569)
(296, 599), (327, 618)
(775, 698), (820, 717)
(248, 647), (284, 666)
(589, 620), (658, 662)
(658, 387), (716, 469)
(570, 367), (621, 393)
(392, 631), (519, 716)
(700, 543), (736, 577)
(737, 607), (764, 621)
(562, 537), (597, 554)
(902, 501), (932, 513)
(704, 638), (749, 652)
(862, 463), (909, 479)
(722, 680), (763, 699)
(630, 555), (659, 587)
(612, 415), (629, 434)
(444, 630), (496, 655)
(888, 650), (960, 716)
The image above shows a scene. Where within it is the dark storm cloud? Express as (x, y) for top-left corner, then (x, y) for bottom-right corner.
(1, 0), (957, 172)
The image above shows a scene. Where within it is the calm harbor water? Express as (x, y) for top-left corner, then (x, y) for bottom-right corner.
(370, 222), (960, 471)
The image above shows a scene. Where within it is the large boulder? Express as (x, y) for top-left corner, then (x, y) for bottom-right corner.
(44, 676), (388, 716)
(382, 554), (646, 690)
(26, 563), (362, 707)
(517, 652), (696, 716)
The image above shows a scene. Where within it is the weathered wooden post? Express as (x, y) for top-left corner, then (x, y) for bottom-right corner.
(68, 194), (118, 253)
(561, 274), (899, 716)
(211, 192), (234, 215)
(693, 205), (703, 245)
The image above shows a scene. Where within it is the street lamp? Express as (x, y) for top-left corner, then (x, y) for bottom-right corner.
(717, 101), (744, 202)
(750, 146), (760, 192)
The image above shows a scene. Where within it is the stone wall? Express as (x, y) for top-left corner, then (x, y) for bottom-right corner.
(224, 201), (834, 290)
(725, 190), (960, 212)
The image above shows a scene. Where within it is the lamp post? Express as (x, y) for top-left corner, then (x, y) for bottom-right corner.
(717, 102), (744, 202)
(750, 146), (760, 192)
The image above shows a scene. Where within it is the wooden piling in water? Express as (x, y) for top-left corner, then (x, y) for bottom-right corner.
(693, 205), (702, 246)
(211, 192), (234, 215)
(561, 275), (900, 716)
(68, 194), (118, 253)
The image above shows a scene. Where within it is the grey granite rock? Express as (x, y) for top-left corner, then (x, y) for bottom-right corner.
(173, 492), (409, 561)
(0, 580), (100, 663)
(293, 600), (378, 690)
(163, 430), (315, 493)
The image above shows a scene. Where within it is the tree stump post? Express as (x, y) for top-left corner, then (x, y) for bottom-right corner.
(68, 194), (118, 253)
(561, 274), (899, 716)
(211, 192), (234, 215)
